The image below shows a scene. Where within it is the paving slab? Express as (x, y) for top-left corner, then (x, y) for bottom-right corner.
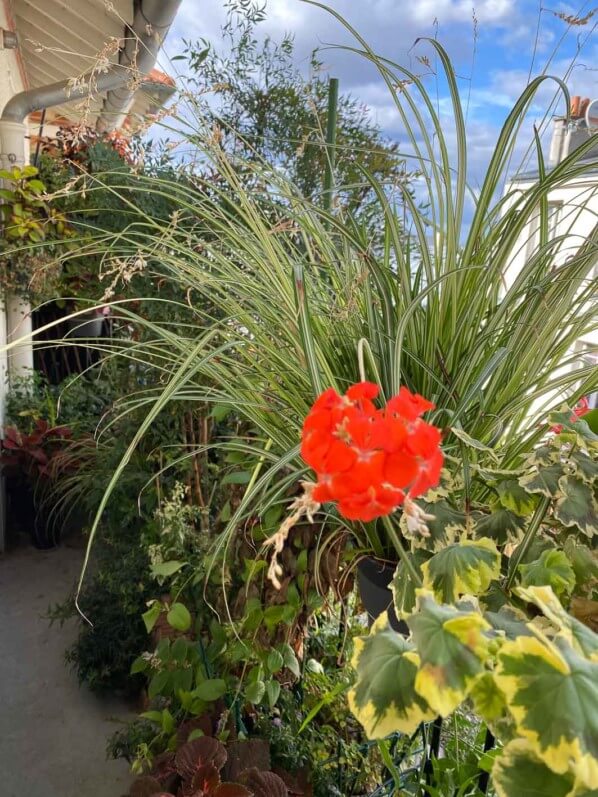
(0, 543), (134, 797)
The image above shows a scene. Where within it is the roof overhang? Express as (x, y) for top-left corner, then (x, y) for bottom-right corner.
(3, 0), (177, 131)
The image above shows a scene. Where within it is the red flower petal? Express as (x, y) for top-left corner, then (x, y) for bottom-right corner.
(405, 421), (442, 458)
(323, 439), (357, 473)
(387, 386), (435, 421)
(384, 452), (419, 489)
(346, 381), (379, 402)
(409, 449), (444, 498)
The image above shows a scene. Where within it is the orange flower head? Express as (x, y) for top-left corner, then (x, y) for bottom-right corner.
(301, 381), (443, 522)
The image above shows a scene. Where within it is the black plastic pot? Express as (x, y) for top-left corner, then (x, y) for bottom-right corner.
(357, 557), (409, 634)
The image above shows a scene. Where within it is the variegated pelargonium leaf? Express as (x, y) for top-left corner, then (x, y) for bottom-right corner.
(347, 612), (435, 739)
(525, 444), (560, 468)
(491, 739), (596, 797)
(408, 591), (491, 716)
(555, 476), (598, 539)
(470, 671), (508, 724)
(495, 626), (598, 788)
(473, 507), (526, 545)
(516, 585), (598, 659)
(519, 461), (565, 498)
(563, 539), (598, 594)
(497, 479), (538, 516)
(400, 498), (472, 550)
(391, 550), (430, 618)
(568, 450), (597, 485)
(421, 537), (500, 603)
(518, 549), (576, 600)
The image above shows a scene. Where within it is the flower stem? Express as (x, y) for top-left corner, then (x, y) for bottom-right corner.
(381, 514), (422, 588)
(505, 496), (551, 592)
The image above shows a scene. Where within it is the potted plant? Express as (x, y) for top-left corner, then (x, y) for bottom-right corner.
(1, 418), (74, 547)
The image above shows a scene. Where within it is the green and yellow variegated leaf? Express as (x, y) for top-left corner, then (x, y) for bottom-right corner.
(347, 612), (435, 739)
(408, 591), (491, 716)
(400, 498), (472, 550)
(555, 476), (598, 538)
(471, 671), (508, 723)
(485, 605), (533, 640)
(563, 539), (598, 593)
(495, 630), (598, 788)
(421, 538), (500, 603)
(525, 445), (560, 468)
(492, 739), (581, 797)
(516, 585), (598, 659)
(391, 550), (430, 618)
(568, 450), (598, 485)
(519, 549), (576, 600)
(497, 479), (538, 516)
(474, 507), (526, 545)
(519, 462), (565, 498)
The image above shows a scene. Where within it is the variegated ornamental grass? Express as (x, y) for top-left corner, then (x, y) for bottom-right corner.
(22, 6), (598, 793)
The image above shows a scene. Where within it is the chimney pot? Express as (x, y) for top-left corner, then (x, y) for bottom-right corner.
(571, 95), (581, 117)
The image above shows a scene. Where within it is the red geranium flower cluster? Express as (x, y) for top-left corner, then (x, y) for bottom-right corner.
(300, 382), (443, 522)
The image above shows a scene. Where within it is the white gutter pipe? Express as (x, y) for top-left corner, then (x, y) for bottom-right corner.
(0, 0), (181, 129)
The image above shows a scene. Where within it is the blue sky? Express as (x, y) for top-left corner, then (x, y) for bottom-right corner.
(161, 0), (598, 187)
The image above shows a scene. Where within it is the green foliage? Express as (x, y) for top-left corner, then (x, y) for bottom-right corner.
(50, 530), (153, 694)
(0, 164), (75, 298)
(184, 10), (408, 223)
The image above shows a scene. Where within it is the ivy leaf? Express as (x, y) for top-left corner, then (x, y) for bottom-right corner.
(421, 538), (501, 603)
(347, 612), (435, 739)
(495, 630), (598, 788)
(555, 476), (598, 538)
(497, 479), (538, 516)
(408, 592), (491, 716)
(519, 462), (564, 499)
(167, 602), (192, 632)
(474, 507), (526, 545)
(518, 549), (576, 600)
(492, 739), (579, 797)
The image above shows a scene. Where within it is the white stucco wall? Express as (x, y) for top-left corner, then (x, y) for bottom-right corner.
(503, 170), (598, 412)
(504, 173), (598, 350)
